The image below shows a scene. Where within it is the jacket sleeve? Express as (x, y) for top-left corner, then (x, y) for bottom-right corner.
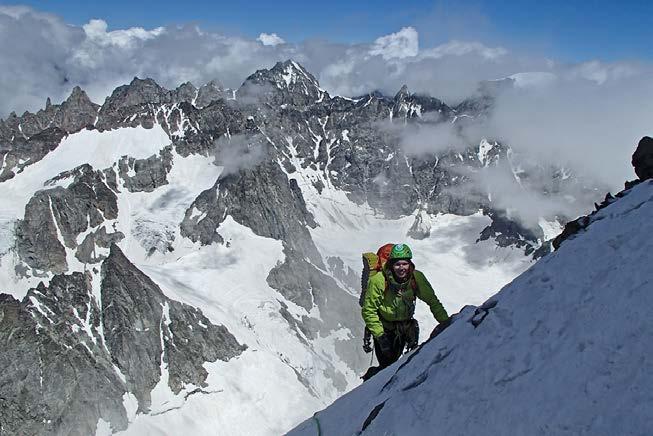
(361, 276), (385, 338)
(414, 271), (449, 323)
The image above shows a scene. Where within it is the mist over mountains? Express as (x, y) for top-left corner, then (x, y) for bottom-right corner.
(1, 5), (651, 191)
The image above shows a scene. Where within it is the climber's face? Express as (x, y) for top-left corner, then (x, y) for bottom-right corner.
(392, 260), (411, 280)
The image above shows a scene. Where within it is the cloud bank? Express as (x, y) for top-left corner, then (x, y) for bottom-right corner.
(1, 5), (651, 218)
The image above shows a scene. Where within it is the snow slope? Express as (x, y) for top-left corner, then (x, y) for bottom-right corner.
(289, 179), (653, 436)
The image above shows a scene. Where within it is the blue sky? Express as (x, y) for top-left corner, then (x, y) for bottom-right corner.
(5, 0), (652, 62)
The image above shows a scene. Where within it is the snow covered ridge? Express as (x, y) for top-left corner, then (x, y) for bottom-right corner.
(289, 178), (653, 436)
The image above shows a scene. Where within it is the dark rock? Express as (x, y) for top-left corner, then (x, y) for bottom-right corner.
(0, 244), (245, 434)
(173, 82), (198, 104)
(117, 146), (174, 192)
(180, 159), (320, 263)
(632, 136), (653, 181)
(477, 209), (544, 256)
(0, 276), (128, 436)
(101, 244), (246, 408)
(76, 226), (125, 263)
(552, 216), (590, 250)
(0, 87), (99, 181)
(554, 138), (650, 250)
(16, 165), (119, 273)
(195, 80), (233, 108)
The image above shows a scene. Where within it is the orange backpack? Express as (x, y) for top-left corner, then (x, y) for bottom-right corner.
(359, 243), (394, 306)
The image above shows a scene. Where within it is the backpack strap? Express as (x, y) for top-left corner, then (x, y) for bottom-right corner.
(410, 276), (418, 295)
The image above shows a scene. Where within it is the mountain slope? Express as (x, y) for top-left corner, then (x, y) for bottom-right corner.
(289, 177), (653, 436)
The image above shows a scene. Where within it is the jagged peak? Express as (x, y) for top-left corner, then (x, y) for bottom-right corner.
(100, 76), (170, 110)
(199, 79), (224, 91)
(127, 76), (167, 91)
(176, 81), (197, 91)
(395, 84), (410, 100)
(243, 59), (321, 92)
(64, 85), (94, 106)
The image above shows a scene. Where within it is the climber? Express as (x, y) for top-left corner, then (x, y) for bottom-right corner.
(361, 243), (450, 380)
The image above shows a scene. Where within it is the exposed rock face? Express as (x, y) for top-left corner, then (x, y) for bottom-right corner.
(477, 210), (547, 257)
(0, 274), (128, 436)
(117, 146), (174, 192)
(0, 245), (245, 435)
(553, 137), (653, 250)
(181, 158), (319, 257)
(195, 80), (234, 108)
(101, 244), (246, 409)
(15, 164), (120, 273)
(96, 78), (172, 130)
(632, 136), (653, 181)
(3, 61), (580, 255)
(0, 87), (99, 182)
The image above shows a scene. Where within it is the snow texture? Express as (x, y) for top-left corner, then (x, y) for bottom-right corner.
(290, 180), (653, 436)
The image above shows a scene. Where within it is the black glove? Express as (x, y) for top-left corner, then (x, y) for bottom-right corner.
(405, 338), (418, 352)
(429, 317), (451, 339)
(405, 319), (419, 351)
(376, 333), (393, 354)
(363, 329), (373, 353)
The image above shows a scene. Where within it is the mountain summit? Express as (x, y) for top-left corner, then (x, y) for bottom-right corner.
(237, 59), (327, 107)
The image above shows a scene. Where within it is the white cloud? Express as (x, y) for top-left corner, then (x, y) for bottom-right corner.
(82, 19), (165, 49)
(565, 60), (639, 85)
(0, 5), (651, 203)
(257, 32), (285, 46)
(369, 27), (419, 60)
(421, 40), (507, 60)
(508, 72), (557, 89)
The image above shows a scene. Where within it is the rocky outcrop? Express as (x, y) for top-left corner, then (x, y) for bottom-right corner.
(95, 78), (171, 131)
(0, 244), (245, 435)
(0, 87), (99, 182)
(117, 146), (174, 192)
(0, 274), (127, 436)
(477, 209), (547, 257)
(3, 62), (574, 240)
(101, 244), (246, 408)
(195, 80), (234, 108)
(632, 136), (653, 181)
(15, 164), (120, 273)
(553, 137), (653, 249)
(180, 158), (320, 261)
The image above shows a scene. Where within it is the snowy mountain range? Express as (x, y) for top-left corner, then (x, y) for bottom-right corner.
(0, 60), (613, 435)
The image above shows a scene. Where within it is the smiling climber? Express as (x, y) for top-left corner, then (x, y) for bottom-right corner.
(361, 243), (450, 380)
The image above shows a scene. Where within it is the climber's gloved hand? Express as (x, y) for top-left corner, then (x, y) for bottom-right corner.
(405, 337), (418, 352)
(363, 336), (373, 353)
(429, 317), (451, 339)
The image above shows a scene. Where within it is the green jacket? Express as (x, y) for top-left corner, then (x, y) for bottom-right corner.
(362, 266), (449, 337)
